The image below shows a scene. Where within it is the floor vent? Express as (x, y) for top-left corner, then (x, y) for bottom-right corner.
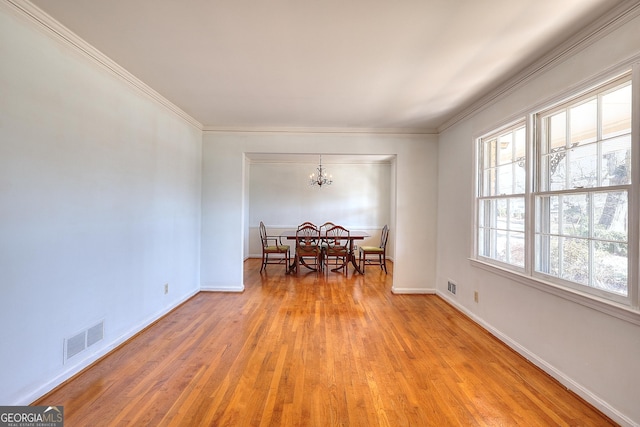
(447, 280), (457, 295)
(64, 320), (104, 363)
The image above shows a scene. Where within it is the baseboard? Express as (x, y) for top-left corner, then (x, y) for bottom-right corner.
(200, 284), (245, 292)
(391, 287), (435, 294)
(436, 291), (634, 427)
(19, 289), (199, 406)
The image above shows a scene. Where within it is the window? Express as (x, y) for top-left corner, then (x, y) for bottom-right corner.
(477, 123), (527, 268)
(475, 72), (635, 305)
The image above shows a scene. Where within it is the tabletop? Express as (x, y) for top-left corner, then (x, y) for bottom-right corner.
(280, 230), (369, 239)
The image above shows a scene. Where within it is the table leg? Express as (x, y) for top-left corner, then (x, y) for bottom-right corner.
(350, 240), (364, 274)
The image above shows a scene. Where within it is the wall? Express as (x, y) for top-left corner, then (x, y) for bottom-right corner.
(436, 9), (640, 426)
(0, 3), (202, 404)
(246, 159), (392, 258)
(201, 132), (437, 293)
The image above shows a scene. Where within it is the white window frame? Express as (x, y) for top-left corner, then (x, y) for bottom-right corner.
(473, 65), (640, 314)
(476, 120), (528, 272)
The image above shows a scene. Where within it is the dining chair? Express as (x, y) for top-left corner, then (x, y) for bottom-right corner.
(323, 224), (350, 274)
(259, 221), (290, 274)
(318, 222), (335, 268)
(295, 223), (321, 273)
(358, 225), (389, 274)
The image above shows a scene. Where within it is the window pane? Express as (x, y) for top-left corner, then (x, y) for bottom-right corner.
(570, 99), (597, 145)
(561, 194), (588, 237)
(594, 242), (627, 296)
(547, 235), (560, 276)
(508, 231), (525, 267)
(509, 198), (525, 232)
(493, 229), (507, 263)
(478, 199), (487, 228)
(593, 191), (627, 240)
(514, 164), (526, 193)
(496, 198), (508, 229)
(602, 84), (631, 139)
(498, 133), (512, 165)
(514, 127), (526, 161)
(483, 168), (496, 196)
(560, 237), (589, 285)
(484, 139), (497, 168)
(542, 150), (567, 191)
(550, 196), (560, 235)
(548, 112), (567, 150)
(478, 227), (487, 257)
(497, 164), (513, 194)
(535, 196), (549, 234)
(568, 143), (597, 189)
(601, 135), (631, 186)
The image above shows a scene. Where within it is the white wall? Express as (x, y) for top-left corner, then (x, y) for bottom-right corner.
(246, 159), (392, 258)
(436, 10), (640, 426)
(0, 3), (202, 404)
(201, 132), (437, 293)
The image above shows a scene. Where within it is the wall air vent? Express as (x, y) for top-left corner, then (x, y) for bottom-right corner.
(64, 320), (104, 363)
(447, 280), (457, 295)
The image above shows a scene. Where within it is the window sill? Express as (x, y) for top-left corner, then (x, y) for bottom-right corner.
(469, 258), (640, 326)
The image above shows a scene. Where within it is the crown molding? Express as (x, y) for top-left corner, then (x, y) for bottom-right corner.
(3, 0), (203, 131)
(438, 0), (640, 133)
(202, 126), (438, 135)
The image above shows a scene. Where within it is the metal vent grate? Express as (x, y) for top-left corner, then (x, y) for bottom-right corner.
(447, 280), (457, 295)
(64, 320), (104, 363)
(87, 322), (104, 347)
(65, 332), (86, 361)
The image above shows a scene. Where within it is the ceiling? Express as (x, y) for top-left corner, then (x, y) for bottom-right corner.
(30, 0), (626, 132)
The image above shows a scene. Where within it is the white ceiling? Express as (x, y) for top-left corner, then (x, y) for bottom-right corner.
(30, 0), (626, 132)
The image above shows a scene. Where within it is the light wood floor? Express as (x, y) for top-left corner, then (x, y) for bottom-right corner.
(35, 259), (615, 426)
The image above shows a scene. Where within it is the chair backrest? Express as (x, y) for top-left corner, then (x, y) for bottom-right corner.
(325, 225), (349, 247)
(379, 225), (389, 249)
(259, 221), (268, 247)
(296, 224), (319, 246)
(297, 221), (316, 230)
(319, 221), (335, 234)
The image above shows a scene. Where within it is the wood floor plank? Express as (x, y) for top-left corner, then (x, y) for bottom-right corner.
(34, 259), (616, 426)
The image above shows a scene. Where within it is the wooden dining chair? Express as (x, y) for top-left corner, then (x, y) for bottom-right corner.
(294, 223), (321, 273)
(358, 225), (389, 274)
(319, 222), (335, 268)
(323, 225), (350, 274)
(259, 221), (290, 274)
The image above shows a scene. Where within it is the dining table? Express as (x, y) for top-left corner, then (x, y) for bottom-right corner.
(280, 229), (370, 274)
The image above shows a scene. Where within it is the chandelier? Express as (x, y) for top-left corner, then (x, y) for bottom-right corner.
(309, 155), (332, 187)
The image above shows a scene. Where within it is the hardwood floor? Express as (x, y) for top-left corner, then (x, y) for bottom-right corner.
(35, 259), (615, 426)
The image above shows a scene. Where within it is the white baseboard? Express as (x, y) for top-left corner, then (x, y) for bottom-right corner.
(436, 290), (634, 427)
(392, 287), (435, 294)
(17, 289), (199, 406)
(200, 284), (245, 292)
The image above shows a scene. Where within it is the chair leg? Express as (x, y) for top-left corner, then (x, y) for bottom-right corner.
(261, 253), (266, 272)
(284, 251), (290, 274)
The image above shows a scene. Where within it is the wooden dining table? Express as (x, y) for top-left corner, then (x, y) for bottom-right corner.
(280, 230), (370, 274)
